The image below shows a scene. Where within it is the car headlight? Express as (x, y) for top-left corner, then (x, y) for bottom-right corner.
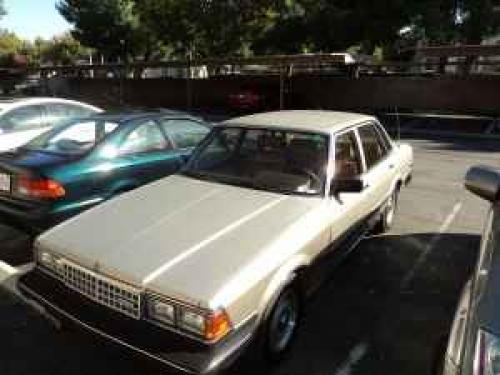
(147, 298), (176, 325)
(146, 294), (231, 342)
(37, 250), (63, 274)
(179, 309), (206, 334)
(475, 329), (500, 375)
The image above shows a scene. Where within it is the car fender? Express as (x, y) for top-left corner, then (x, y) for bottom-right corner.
(256, 253), (311, 324)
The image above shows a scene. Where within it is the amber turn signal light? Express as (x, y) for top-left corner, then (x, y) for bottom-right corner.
(204, 309), (232, 342)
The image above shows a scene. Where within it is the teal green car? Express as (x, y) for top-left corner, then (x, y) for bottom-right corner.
(0, 110), (210, 232)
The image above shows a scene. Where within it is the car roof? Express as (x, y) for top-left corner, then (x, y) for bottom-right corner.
(220, 110), (375, 134)
(79, 109), (203, 124)
(0, 97), (101, 111)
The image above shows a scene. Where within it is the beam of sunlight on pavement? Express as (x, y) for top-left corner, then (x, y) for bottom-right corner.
(332, 342), (368, 375)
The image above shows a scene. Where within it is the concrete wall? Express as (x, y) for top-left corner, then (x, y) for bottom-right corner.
(46, 75), (500, 114)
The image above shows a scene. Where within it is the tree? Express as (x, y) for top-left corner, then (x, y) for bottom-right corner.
(459, 0), (500, 44)
(136, 0), (278, 58)
(40, 34), (92, 65)
(252, 1), (315, 54)
(0, 31), (25, 56)
(55, 0), (499, 62)
(57, 0), (158, 61)
(405, 0), (500, 45)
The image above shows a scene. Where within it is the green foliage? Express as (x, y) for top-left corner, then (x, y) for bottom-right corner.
(406, 0), (500, 45)
(0, 31), (25, 56)
(46, 0), (500, 61)
(0, 31), (33, 66)
(459, 0), (500, 43)
(136, 0), (278, 57)
(0, 31), (90, 67)
(40, 34), (92, 65)
(57, 0), (157, 60)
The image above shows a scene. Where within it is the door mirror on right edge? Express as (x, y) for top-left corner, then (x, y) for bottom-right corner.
(465, 165), (500, 202)
(330, 178), (364, 196)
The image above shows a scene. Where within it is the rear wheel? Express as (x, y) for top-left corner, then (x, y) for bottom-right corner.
(264, 287), (301, 362)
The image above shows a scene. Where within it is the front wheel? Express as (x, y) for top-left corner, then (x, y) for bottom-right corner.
(264, 287), (301, 362)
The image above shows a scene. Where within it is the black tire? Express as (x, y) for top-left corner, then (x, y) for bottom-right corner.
(374, 188), (399, 234)
(263, 286), (301, 362)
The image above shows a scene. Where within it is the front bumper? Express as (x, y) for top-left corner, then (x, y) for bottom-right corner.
(18, 269), (256, 374)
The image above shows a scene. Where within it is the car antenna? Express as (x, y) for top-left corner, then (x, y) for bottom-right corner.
(395, 106), (401, 141)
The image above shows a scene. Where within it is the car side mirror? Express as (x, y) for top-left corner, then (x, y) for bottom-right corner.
(465, 165), (500, 202)
(330, 178), (364, 196)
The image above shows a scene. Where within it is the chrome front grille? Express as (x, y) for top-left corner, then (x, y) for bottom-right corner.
(58, 260), (141, 319)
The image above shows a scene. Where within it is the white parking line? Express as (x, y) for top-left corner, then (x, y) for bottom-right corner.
(0, 260), (59, 325)
(400, 201), (463, 290)
(332, 342), (368, 375)
(0, 260), (34, 296)
(0, 260), (18, 276)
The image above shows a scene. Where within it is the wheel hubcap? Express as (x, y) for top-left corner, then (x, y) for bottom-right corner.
(269, 292), (298, 353)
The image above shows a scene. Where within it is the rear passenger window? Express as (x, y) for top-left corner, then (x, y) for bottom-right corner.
(358, 124), (388, 169)
(120, 120), (168, 155)
(335, 131), (362, 178)
(374, 122), (393, 151)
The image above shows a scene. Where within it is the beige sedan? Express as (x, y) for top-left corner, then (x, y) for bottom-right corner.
(19, 110), (413, 374)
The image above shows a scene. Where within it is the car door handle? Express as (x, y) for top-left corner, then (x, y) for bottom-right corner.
(389, 164), (395, 169)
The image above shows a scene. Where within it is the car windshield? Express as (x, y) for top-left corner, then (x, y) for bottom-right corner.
(23, 118), (119, 155)
(183, 126), (329, 196)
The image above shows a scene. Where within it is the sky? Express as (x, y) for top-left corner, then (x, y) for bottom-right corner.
(1, 0), (71, 40)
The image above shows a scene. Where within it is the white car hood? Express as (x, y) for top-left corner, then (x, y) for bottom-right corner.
(37, 175), (321, 307)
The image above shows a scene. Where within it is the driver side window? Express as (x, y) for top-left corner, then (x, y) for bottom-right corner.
(335, 131), (362, 179)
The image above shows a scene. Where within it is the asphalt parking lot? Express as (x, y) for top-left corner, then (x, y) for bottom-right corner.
(0, 134), (498, 375)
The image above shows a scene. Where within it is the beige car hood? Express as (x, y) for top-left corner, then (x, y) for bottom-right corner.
(37, 175), (321, 307)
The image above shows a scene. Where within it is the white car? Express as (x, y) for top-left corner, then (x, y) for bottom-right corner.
(20, 111), (413, 374)
(0, 97), (102, 152)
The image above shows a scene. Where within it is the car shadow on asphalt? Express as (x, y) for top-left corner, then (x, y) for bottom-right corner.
(0, 224), (33, 266)
(233, 232), (479, 375)
(0, 232), (479, 375)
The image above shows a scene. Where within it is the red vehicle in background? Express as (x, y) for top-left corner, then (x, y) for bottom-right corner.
(228, 84), (266, 112)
